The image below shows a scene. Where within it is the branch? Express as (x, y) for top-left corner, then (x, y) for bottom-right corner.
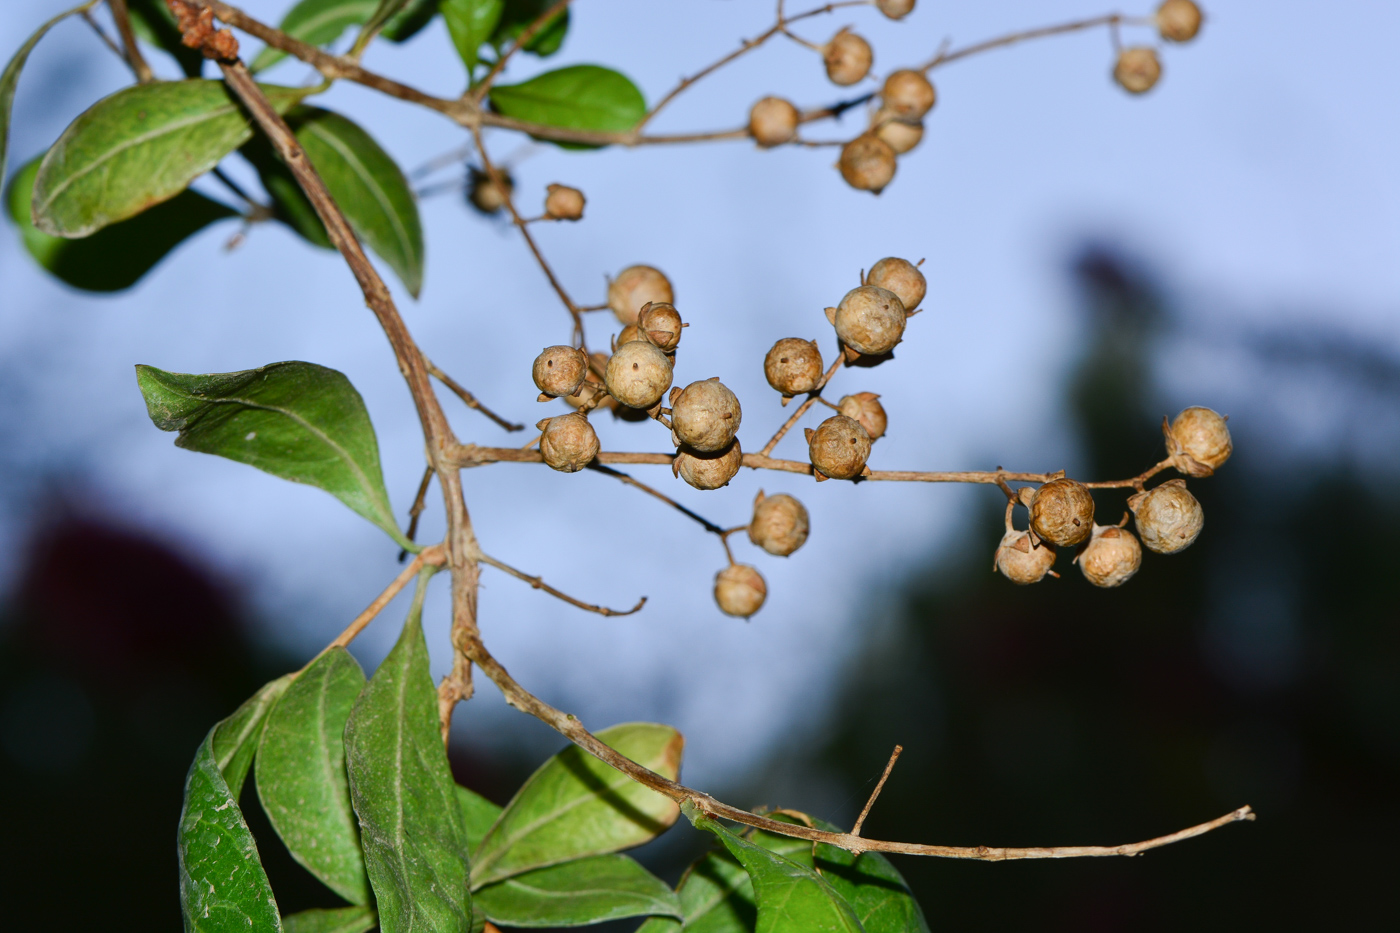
(587, 463), (729, 536)
(922, 13), (1139, 72)
(851, 744), (902, 836)
(479, 553), (647, 618)
(109, 0), (155, 82)
(758, 355), (844, 457)
(471, 0), (573, 101)
(466, 638), (1253, 859)
(319, 544), (447, 656)
(426, 358), (525, 432)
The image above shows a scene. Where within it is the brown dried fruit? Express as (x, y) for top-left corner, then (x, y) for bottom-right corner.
(532, 345), (588, 398)
(994, 529), (1057, 584)
(1157, 0), (1203, 42)
(670, 378), (742, 452)
(675, 438), (743, 490)
(837, 392), (887, 440)
(881, 69), (936, 120)
(543, 183), (585, 221)
(1029, 477), (1095, 547)
(748, 490), (810, 557)
(1077, 524), (1143, 588)
(874, 114), (923, 154)
(806, 414), (872, 480)
(865, 257), (926, 312)
(714, 563), (766, 617)
(1114, 47), (1162, 94)
(876, 0), (916, 21)
(838, 135), (897, 193)
(764, 338), (824, 396)
(468, 167), (513, 214)
(637, 301), (684, 352)
(1165, 406), (1232, 476)
(617, 324), (642, 346)
(608, 265), (674, 325)
(827, 285), (906, 356)
(537, 413), (599, 473)
(823, 28), (873, 86)
(749, 96), (800, 147)
(605, 340), (673, 409)
(1128, 478), (1203, 554)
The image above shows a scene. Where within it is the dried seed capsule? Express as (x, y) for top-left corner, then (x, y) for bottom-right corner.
(608, 265), (674, 325)
(637, 301), (684, 352)
(823, 28), (873, 86)
(749, 96), (800, 147)
(1157, 0), (1203, 42)
(605, 340), (673, 409)
(1128, 478), (1203, 554)
(714, 563), (766, 618)
(1077, 524), (1143, 588)
(532, 345), (589, 398)
(837, 392), (887, 440)
(671, 378), (742, 452)
(1165, 406), (1232, 476)
(1114, 47), (1162, 94)
(764, 338), (824, 396)
(881, 69), (936, 120)
(1029, 477), (1095, 547)
(865, 257), (926, 312)
(537, 413), (599, 473)
(838, 135), (897, 193)
(617, 324), (642, 346)
(543, 183), (585, 220)
(874, 114), (923, 154)
(748, 490), (810, 557)
(806, 414), (872, 480)
(468, 167), (513, 214)
(994, 529), (1057, 585)
(876, 0), (916, 21)
(675, 438), (743, 490)
(827, 285), (906, 356)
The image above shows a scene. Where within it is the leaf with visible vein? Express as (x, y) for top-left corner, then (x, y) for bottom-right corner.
(1, 2), (95, 185)
(489, 65), (644, 149)
(134, 361), (411, 549)
(283, 905), (378, 933)
(476, 853), (682, 928)
(344, 575), (472, 933)
(257, 647), (371, 905)
(471, 722), (684, 888)
(212, 674), (295, 799)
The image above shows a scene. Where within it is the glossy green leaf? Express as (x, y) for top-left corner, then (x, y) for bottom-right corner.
(471, 722), (684, 888)
(179, 723), (285, 932)
(31, 79), (301, 238)
(134, 361), (411, 549)
(489, 65), (644, 148)
(282, 905), (378, 933)
(1, 2), (94, 185)
(442, 0), (503, 74)
(476, 853), (681, 928)
(635, 849), (750, 933)
(457, 784), (504, 856)
(345, 575), (472, 933)
(212, 674), (295, 800)
(688, 807), (864, 933)
(6, 156), (236, 292)
(809, 819), (929, 933)
(257, 648), (371, 905)
(127, 0), (205, 76)
(251, 0), (439, 70)
(491, 0), (569, 57)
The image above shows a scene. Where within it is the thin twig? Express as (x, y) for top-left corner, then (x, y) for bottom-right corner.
(471, 0), (573, 101)
(758, 355), (845, 457)
(108, 0), (155, 82)
(587, 463), (728, 535)
(319, 545), (447, 656)
(851, 744), (903, 836)
(426, 358), (525, 432)
(923, 13), (1124, 71)
(81, 10), (125, 60)
(398, 465), (436, 562)
(479, 553), (646, 618)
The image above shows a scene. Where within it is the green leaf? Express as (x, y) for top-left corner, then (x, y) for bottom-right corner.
(283, 906), (378, 933)
(179, 724), (285, 931)
(491, 0), (569, 57)
(381, 0), (443, 42)
(6, 156), (236, 292)
(134, 361), (412, 549)
(1, 2), (95, 185)
(688, 807), (864, 933)
(251, 0), (439, 71)
(127, 0), (205, 76)
(442, 0), (504, 74)
(344, 574), (472, 933)
(476, 853), (682, 928)
(809, 819), (929, 933)
(456, 784), (504, 856)
(635, 849), (752, 933)
(31, 79), (302, 238)
(212, 674), (296, 800)
(362, 0), (415, 42)
(471, 722), (684, 888)
(489, 65), (644, 148)
(257, 648), (371, 905)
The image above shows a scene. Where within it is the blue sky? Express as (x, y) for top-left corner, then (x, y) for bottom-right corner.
(2, 1), (1397, 787)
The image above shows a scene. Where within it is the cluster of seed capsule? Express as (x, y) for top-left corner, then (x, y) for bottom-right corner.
(748, 0), (1204, 194)
(994, 405), (1231, 589)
